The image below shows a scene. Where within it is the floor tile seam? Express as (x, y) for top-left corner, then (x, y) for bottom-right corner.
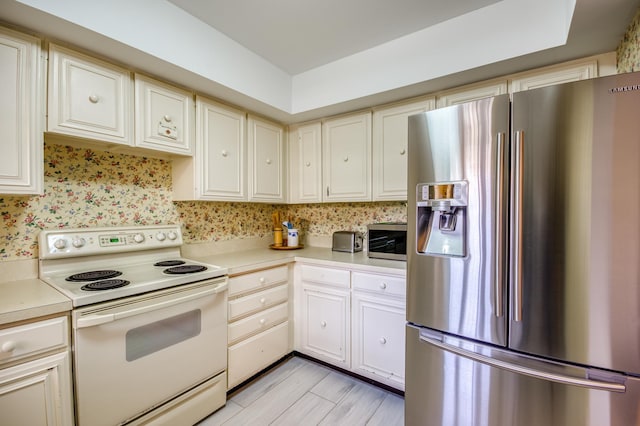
(267, 390), (322, 426)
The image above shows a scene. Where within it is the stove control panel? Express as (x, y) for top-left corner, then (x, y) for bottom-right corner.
(39, 225), (184, 259)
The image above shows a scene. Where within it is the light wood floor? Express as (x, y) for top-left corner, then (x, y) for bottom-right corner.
(197, 356), (405, 426)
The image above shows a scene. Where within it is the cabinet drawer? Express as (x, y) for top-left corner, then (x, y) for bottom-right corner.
(0, 317), (68, 365)
(229, 265), (288, 297)
(227, 321), (289, 389)
(352, 271), (405, 297)
(228, 302), (288, 344)
(301, 264), (350, 289)
(228, 284), (288, 321)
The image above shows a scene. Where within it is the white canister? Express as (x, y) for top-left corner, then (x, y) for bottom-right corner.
(287, 228), (299, 247)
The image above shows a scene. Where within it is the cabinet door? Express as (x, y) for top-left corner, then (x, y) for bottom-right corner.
(134, 74), (194, 155)
(0, 26), (43, 194)
(322, 112), (371, 202)
(372, 98), (435, 201)
(508, 59), (597, 93)
(248, 116), (284, 202)
(436, 80), (508, 108)
(48, 44), (133, 145)
(352, 292), (405, 389)
(174, 96), (246, 201)
(0, 351), (74, 426)
(301, 285), (350, 368)
(288, 122), (322, 203)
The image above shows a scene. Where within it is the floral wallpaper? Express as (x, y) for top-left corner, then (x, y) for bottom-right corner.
(0, 142), (406, 261)
(617, 8), (640, 72)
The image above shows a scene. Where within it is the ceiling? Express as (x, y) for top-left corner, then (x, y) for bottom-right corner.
(167, 0), (502, 74)
(2, 0), (640, 123)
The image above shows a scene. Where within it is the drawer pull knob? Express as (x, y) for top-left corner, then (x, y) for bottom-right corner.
(320, 321), (327, 328)
(259, 277), (266, 284)
(1, 341), (16, 353)
(380, 282), (387, 290)
(88, 94), (99, 103)
(260, 298), (266, 304)
(379, 337), (387, 344)
(259, 318), (266, 325)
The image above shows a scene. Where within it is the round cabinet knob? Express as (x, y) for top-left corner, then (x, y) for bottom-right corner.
(320, 321), (327, 328)
(167, 231), (178, 240)
(259, 319), (266, 325)
(343, 156), (349, 162)
(259, 298), (266, 304)
(1, 341), (16, 353)
(305, 162), (311, 167)
(379, 282), (387, 290)
(221, 150), (228, 157)
(156, 232), (166, 241)
(266, 158), (272, 165)
(88, 94), (99, 103)
(259, 277), (266, 284)
(379, 337), (387, 345)
(72, 238), (86, 248)
(163, 115), (172, 123)
(400, 149), (406, 155)
(54, 239), (67, 250)
(133, 233), (145, 243)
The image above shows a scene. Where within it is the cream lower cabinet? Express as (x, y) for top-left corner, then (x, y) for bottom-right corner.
(351, 271), (406, 390)
(227, 265), (290, 389)
(0, 316), (74, 425)
(295, 263), (406, 390)
(0, 26), (44, 195)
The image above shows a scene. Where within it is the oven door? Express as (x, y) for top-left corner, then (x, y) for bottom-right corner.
(72, 277), (227, 426)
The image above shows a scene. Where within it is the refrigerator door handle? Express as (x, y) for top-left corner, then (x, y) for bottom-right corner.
(495, 132), (506, 317)
(418, 331), (627, 393)
(511, 130), (525, 321)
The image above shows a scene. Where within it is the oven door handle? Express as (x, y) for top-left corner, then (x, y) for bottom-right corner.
(76, 281), (228, 328)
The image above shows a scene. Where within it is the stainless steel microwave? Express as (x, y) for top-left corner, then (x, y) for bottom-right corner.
(367, 222), (407, 261)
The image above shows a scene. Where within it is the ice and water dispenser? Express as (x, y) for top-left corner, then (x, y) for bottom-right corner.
(416, 181), (468, 257)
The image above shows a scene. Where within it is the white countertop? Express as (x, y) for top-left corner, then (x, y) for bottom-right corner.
(190, 246), (406, 277)
(0, 246), (405, 326)
(0, 279), (72, 326)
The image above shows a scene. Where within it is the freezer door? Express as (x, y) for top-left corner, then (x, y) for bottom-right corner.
(406, 325), (640, 426)
(407, 95), (509, 346)
(510, 73), (640, 375)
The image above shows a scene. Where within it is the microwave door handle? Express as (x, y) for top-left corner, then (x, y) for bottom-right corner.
(75, 281), (227, 329)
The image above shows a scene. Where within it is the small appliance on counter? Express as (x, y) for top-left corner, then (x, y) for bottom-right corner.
(332, 231), (363, 253)
(367, 222), (407, 260)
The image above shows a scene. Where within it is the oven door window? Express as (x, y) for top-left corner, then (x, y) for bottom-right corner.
(126, 309), (201, 361)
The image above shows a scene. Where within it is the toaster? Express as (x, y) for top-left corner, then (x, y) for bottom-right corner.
(332, 231), (363, 253)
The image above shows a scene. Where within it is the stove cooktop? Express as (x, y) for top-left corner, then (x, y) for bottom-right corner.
(38, 225), (228, 307)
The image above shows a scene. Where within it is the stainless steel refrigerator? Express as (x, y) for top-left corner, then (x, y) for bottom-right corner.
(405, 72), (640, 426)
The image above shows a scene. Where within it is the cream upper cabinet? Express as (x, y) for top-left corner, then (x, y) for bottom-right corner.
(508, 58), (599, 93)
(0, 26), (44, 195)
(248, 115), (285, 203)
(372, 97), (435, 201)
(436, 79), (508, 108)
(134, 74), (194, 155)
(48, 44), (133, 146)
(322, 112), (372, 202)
(288, 122), (322, 204)
(173, 96), (246, 201)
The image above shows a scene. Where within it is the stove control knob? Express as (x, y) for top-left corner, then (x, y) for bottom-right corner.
(156, 232), (166, 241)
(72, 238), (86, 248)
(133, 233), (145, 243)
(53, 239), (67, 250)
(167, 231), (178, 241)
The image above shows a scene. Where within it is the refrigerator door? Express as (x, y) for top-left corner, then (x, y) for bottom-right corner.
(407, 95), (509, 346)
(510, 73), (640, 375)
(406, 325), (640, 426)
